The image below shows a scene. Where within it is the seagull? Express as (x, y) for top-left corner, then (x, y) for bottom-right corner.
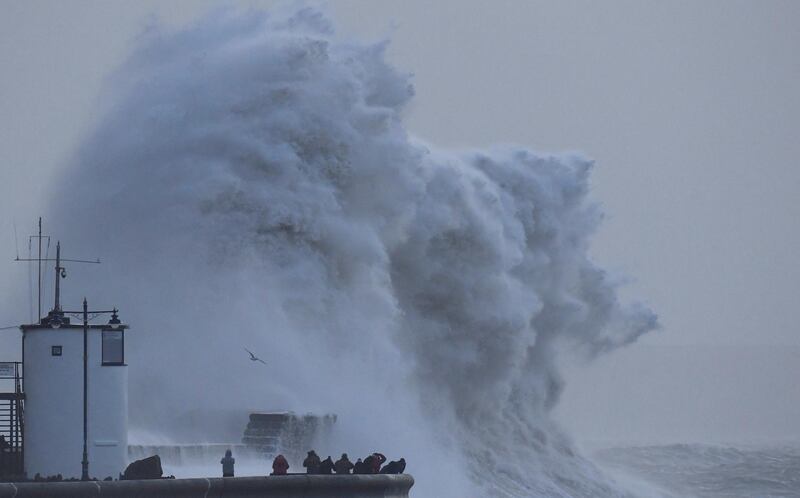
(244, 348), (267, 365)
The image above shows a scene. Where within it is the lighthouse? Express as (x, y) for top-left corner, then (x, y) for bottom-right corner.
(5, 221), (131, 480)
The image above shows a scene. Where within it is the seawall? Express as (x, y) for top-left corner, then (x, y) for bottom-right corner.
(0, 474), (414, 498)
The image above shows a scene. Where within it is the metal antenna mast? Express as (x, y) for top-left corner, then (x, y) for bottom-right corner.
(54, 242), (64, 311)
(27, 218), (47, 320)
(13, 217), (50, 320)
(15, 218), (100, 321)
(38, 218), (42, 319)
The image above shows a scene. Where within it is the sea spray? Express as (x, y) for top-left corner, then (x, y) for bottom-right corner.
(46, 7), (657, 496)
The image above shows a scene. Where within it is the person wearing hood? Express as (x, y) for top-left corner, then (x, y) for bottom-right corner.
(318, 456), (335, 474)
(271, 454), (289, 475)
(303, 450), (321, 474)
(334, 453), (354, 474)
(221, 449), (235, 477)
(380, 458), (406, 474)
(367, 452), (386, 474)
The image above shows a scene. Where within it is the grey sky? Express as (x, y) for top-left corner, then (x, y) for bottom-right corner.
(1, 0), (799, 443)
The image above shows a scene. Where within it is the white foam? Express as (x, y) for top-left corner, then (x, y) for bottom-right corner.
(47, 6), (657, 496)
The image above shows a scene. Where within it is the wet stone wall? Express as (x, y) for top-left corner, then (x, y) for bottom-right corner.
(0, 474), (414, 498)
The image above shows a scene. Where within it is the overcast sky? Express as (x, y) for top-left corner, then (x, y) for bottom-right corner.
(1, 0), (798, 444)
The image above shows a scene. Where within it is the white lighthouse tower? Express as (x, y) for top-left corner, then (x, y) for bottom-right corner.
(20, 237), (129, 480)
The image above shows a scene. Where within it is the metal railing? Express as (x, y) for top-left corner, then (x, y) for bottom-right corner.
(0, 362), (24, 479)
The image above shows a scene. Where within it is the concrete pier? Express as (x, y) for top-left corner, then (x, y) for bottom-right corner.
(0, 474), (414, 498)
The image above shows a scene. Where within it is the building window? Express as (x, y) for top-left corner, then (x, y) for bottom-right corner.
(51, 345), (62, 356)
(102, 330), (124, 365)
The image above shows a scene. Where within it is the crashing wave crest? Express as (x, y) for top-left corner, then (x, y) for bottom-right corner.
(48, 7), (657, 496)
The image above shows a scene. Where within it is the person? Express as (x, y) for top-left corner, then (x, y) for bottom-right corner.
(271, 454), (289, 475)
(220, 449), (235, 477)
(352, 458), (366, 474)
(334, 453), (354, 475)
(368, 452), (386, 474)
(318, 456), (334, 474)
(303, 450), (321, 474)
(362, 454), (375, 473)
(380, 458), (406, 474)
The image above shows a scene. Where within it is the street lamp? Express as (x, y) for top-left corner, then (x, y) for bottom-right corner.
(61, 300), (120, 481)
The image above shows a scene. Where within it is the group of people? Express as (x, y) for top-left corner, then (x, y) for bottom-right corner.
(220, 449), (406, 477)
(270, 450), (405, 476)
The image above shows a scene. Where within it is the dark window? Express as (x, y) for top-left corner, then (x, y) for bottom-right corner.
(51, 345), (62, 356)
(102, 330), (124, 365)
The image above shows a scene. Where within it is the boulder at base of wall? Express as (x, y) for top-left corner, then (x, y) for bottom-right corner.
(122, 455), (163, 480)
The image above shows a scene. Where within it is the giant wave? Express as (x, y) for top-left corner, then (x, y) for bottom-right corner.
(47, 6), (657, 497)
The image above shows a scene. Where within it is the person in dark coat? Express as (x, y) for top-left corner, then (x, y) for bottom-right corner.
(380, 458), (406, 474)
(303, 450), (321, 474)
(334, 453), (354, 475)
(271, 454), (289, 475)
(362, 455), (375, 473)
(220, 449), (235, 477)
(318, 456), (334, 474)
(352, 458), (366, 474)
(369, 452), (386, 474)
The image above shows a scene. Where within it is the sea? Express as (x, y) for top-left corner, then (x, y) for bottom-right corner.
(128, 442), (800, 497)
(593, 443), (800, 497)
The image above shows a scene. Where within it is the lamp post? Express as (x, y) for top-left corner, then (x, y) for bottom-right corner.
(60, 300), (119, 481)
(81, 298), (89, 481)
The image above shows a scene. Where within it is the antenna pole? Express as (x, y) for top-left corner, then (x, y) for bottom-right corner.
(54, 241), (62, 312)
(38, 217), (42, 321)
(15, 221), (99, 319)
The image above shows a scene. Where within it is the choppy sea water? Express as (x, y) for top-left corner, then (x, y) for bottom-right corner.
(593, 444), (800, 498)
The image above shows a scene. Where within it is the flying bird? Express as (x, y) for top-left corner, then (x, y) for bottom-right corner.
(244, 348), (267, 365)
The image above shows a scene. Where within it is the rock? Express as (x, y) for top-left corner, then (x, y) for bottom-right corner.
(122, 455), (163, 480)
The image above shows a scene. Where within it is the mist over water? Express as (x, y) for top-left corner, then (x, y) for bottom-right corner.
(46, 7), (657, 496)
